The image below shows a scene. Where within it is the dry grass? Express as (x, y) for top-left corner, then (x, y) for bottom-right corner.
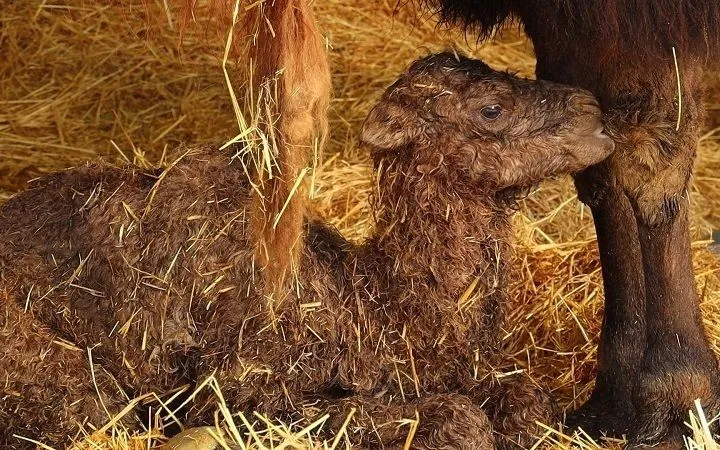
(2, 0), (720, 448)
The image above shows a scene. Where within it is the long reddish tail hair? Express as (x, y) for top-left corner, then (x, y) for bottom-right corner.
(150, 0), (331, 311)
(244, 0), (330, 310)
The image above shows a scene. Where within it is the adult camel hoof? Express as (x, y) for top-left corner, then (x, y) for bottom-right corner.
(627, 354), (720, 450)
(565, 394), (631, 440)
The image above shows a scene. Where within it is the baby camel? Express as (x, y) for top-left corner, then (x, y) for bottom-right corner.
(0, 53), (613, 449)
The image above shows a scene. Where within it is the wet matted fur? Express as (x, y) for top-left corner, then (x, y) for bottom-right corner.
(0, 53), (612, 449)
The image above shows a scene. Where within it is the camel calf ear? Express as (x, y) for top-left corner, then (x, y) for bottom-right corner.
(361, 101), (421, 150)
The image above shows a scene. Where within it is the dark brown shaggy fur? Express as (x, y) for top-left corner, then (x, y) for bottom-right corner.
(423, 2), (720, 449)
(425, 0), (720, 68)
(0, 53), (612, 449)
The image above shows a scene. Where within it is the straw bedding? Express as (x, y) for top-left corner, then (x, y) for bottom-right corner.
(2, 1), (720, 448)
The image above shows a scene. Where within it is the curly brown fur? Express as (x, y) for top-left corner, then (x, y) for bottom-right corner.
(479, 375), (558, 450)
(319, 393), (497, 449)
(0, 53), (612, 448)
(0, 297), (132, 446)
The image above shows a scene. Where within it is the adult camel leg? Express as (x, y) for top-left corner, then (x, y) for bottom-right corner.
(565, 164), (646, 437)
(623, 83), (720, 448)
(532, 52), (647, 436)
(556, 59), (720, 448)
(630, 198), (720, 449)
(535, 48), (720, 446)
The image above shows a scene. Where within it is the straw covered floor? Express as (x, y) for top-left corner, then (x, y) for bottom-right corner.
(2, 1), (720, 448)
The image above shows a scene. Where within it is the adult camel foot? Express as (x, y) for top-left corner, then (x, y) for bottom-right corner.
(626, 349), (720, 450)
(565, 392), (631, 440)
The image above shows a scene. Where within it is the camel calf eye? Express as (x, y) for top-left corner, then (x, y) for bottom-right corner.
(480, 105), (502, 120)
